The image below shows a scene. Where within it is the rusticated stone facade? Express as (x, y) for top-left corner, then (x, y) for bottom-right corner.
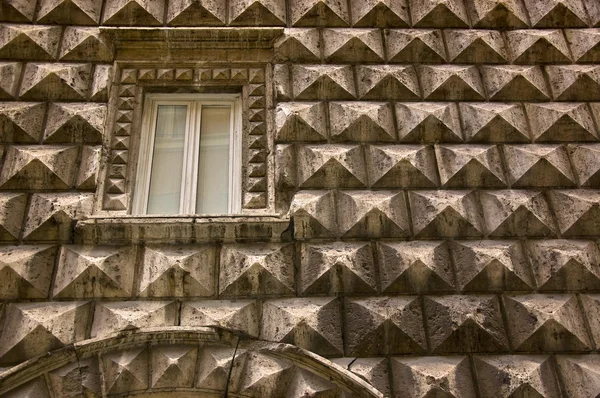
(1, 0), (600, 396)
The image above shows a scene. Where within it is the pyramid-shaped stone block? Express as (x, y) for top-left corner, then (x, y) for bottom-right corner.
(378, 240), (454, 293)
(474, 355), (560, 398)
(466, 0), (530, 28)
(102, 348), (148, 395)
(395, 102), (463, 142)
(275, 102), (327, 142)
(49, 358), (101, 398)
(452, 240), (533, 292)
(290, 0), (350, 27)
(59, 27), (113, 62)
(580, 295), (600, 348)
(297, 144), (367, 188)
(506, 29), (572, 63)
(481, 65), (550, 101)
(90, 64), (113, 101)
(290, 190), (337, 238)
(229, 0), (286, 26)
(275, 144), (296, 189)
(0, 301), (89, 364)
(195, 345), (238, 390)
(435, 144), (506, 187)
(166, 0), (227, 26)
(356, 64), (420, 100)
(0, 102), (46, 143)
(425, 295), (509, 352)
(0, 0), (37, 22)
(43, 102), (106, 143)
(546, 65), (600, 101)
(526, 102), (598, 142)
(409, 190), (484, 237)
(565, 29), (600, 62)
(151, 345), (197, 388)
(0, 62), (22, 99)
(367, 144), (439, 188)
(480, 190), (557, 237)
(230, 352), (294, 396)
(181, 300), (259, 337)
(339, 357), (390, 396)
(336, 190), (410, 238)
(0, 24), (61, 60)
(274, 28), (321, 62)
(569, 143), (600, 187)
(292, 65), (356, 100)
(299, 241), (376, 294)
(37, 0), (102, 24)
(391, 356), (476, 397)
(523, 0), (589, 27)
(556, 355), (600, 398)
(91, 301), (177, 339)
(460, 102), (530, 143)
(19, 63), (90, 100)
(0, 145), (79, 189)
(350, 0), (410, 27)
(261, 297), (343, 356)
(0, 245), (56, 299)
(410, 0), (470, 27)
(550, 189), (600, 236)
(103, 0), (164, 25)
(323, 28), (384, 62)
(0, 193), (27, 241)
(345, 296), (426, 356)
(445, 29), (508, 63)
(504, 144), (576, 187)
(504, 294), (591, 351)
(53, 245), (135, 298)
(139, 245), (216, 297)
(75, 145), (100, 189)
(219, 243), (294, 296)
(420, 65), (485, 100)
(386, 29), (447, 63)
(284, 368), (339, 397)
(329, 101), (395, 141)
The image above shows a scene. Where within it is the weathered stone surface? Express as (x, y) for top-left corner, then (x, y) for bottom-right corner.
(166, 0), (227, 26)
(350, 0), (410, 27)
(290, 190), (337, 238)
(2, 378), (50, 398)
(0, 62), (22, 99)
(445, 29), (508, 63)
(300, 241), (376, 294)
(37, 0), (102, 24)
(569, 144), (600, 187)
(151, 345), (197, 388)
(395, 102), (463, 142)
(451, 240), (533, 291)
(386, 29), (446, 63)
(378, 240), (454, 293)
(261, 297), (343, 356)
(276, 102), (326, 142)
(334, 357), (390, 396)
(219, 243), (294, 296)
(323, 28), (384, 62)
(292, 65), (356, 100)
(549, 190), (600, 236)
(460, 102), (530, 142)
(420, 65), (485, 100)
(466, 0), (530, 28)
(435, 144), (506, 187)
(229, 0), (286, 26)
(504, 294), (591, 351)
(0, 301), (89, 364)
(181, 300), (259, 337)
(0, 24), (61, 60)
(274, 28), (320, 62)
(297, 144), (367, 188)
(506, 29), (572, 63)
(409, 0), (470, 27)
(19, 63), (91, 100)
(76, 145), (100, 189)
(90, 64), (113, 101)
(102, 347), (148, 395)
(367, 144), (439, 188)
(546, 65), (600, 101)
(49, 358), (102, 398)
(391, 356), (476, 397)
(103, 0), (165, 25)
(230, 351), (294, 396)
(481, 65), (550, 101)
(138, 245), (215, 297)
(356, 64), (420, 100)
(329, 101), (395, 141)
(43, 102), (106, 143)
(424, 295), (509, 352)
(59, 27), (114, 62)
(345, 296), (426, 355)
(91, 301), (178, 339)
(523, 0), (589, 27)
(290, 0), (350, 27)
(0, 0), (37, 22)
(565, 29), (600, 62)
(525, 102), (598, 142)
(0, 193), (27, 240)
(409, 190), (484, 237)
(503, 144), (576, 187)
(0, 245), (56, 299)
(0, 102), (46, 143)
(556, 355), (600, 398)
(474, 355), (560, 398)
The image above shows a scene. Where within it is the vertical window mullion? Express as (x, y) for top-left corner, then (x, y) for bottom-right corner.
(179, 102), (195, 214)
(138, 101), (159, 215)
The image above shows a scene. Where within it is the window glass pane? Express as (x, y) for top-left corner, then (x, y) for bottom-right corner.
(147, 105), (187, 214)
(197, 106), (231, 214)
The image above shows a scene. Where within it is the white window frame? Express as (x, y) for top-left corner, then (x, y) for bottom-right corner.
(133, 93), (242, 215)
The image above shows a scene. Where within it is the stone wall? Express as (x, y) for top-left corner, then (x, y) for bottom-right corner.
(1, 0), (600, 396)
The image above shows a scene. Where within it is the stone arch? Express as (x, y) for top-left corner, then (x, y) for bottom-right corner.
(0, 327), (383, 397)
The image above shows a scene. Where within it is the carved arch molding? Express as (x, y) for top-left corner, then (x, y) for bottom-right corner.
(0, 328), (382, 397)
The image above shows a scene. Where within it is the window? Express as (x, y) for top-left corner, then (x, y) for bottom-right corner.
(133, 94), (242, 215)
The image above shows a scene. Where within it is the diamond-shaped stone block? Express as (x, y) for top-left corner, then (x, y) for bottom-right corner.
(409, 0), (470, 27)
(0, 301), (89, 364)
(91, 301), (177, 339)
(506, 29), (572, 63)
(19, 63), (91, 101)
(329, 101), (395, 141)
(290, 0), (350, 27)
(391, 356), (476, 397)
(90, 64), (113, 101)
(460, 102), (530, 143)
(292, 65), (356, 100)
(297, 144), (367, 188)
(0, 245), (56, 299)
(0, 0), (37, 22)
(219, 243), (294, 296)
(102, 348), (148, 395)
(356, 64), (421, 100)
(151, 345), (197, 389)
(546, 65), (600, 101)
(523, 0), (589, 27)
(261, 297), (343, 356)
(323, 28), (384, 62)
(395, 102), (463, 142)
(103, 0), (164, 25)
(435, 144), (506, 187)
(299, 241), (376, 294)
(0, 24), (61, 60)
(229, 0), (286, 25)
(378, 240), (454, 293)
(420, 65), (486, 100)
(350, 0), (410, 27)
(37, 0), (102, 24)
(409, 190), (484, 237)
(466, 0), (530, 28)
(166, 0), (227, 26)
(386, 29), (447, 63)
(345, 296), (426, 356)
(0, 193), (27, 241)
(445, 29), (508, 63)
(481, 65), (550, 101)
(290, 190), (337, 238)
(570, 144), (600, 187)
(53, 245), (135, 298)
(367, 144), (439, 188)
(480, 190), (557, 237)
(504, 144), (576, 187)
(474, 355), (560, 398)
(43, 102), (106, 143)
(0, 102), (46, 143)
(275, 102), (327, 142)
(59, 27), (113, 62)
(550, 190), (600, 236)
(565, 29), (600, 63)
(425, 295), (509, 353)
(274, 28), (320, 62)
(181, 300), (259, 337)
(76, 145), (100, 189)
(526, 102), (598, 142)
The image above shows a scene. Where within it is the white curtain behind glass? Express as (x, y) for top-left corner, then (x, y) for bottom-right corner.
(197, 106), (231, 214)
(146, 105), (187, 214)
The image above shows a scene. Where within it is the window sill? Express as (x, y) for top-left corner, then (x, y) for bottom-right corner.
(75, 214), (292, 245)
